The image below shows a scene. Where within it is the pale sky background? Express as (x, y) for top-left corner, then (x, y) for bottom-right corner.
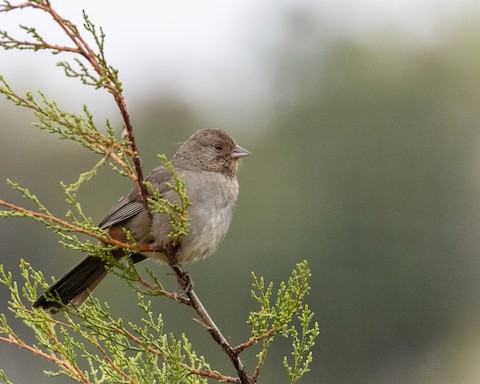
(1, 0), (478, 126)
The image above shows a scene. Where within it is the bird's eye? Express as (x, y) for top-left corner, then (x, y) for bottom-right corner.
(214, 144), (224, 151)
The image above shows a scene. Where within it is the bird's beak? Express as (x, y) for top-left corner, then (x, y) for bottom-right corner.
(231, 144), (251, 158)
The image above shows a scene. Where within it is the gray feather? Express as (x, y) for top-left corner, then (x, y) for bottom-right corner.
(97, 167), (172, 230)
(98, 197), (145, 230)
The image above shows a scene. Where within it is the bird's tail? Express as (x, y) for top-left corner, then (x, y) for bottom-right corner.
(33, 255), (108, 312)
(33, 251), (147, 312)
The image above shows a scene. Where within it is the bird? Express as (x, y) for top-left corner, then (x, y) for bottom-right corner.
(33, 129), (250, 311)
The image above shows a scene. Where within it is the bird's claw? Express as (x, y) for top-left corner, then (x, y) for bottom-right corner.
(175, 270), (193, 298)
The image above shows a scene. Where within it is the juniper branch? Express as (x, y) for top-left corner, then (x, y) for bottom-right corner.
(165, 258), (253, 384)
(0, 0), (150, 213)
(0, 336), (89, 382)
(0, 2), (319, 383)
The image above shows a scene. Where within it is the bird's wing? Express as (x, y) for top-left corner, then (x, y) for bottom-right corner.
(97, 166), (173, 230)
(98, 194), (145, 230)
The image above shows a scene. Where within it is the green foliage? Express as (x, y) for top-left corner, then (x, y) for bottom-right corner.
(0, 1), (319, 383)
(0, 76), (132, 171)
(0, 261), (212, 383)
(0, 178), (115, 255)
(0, 369), (12, 384)
(146, 154), (191, 242)
(283, 305), (319, 383)
(0, 260), (317, 383)
(248, 261), (319, 383)
(57, 11), (113, 90)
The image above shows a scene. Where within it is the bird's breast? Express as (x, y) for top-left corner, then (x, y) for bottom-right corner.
(178, 172), (239, 263)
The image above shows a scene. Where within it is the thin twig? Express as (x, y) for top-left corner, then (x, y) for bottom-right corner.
(113, 327), (239, 383)
(43, 0), (150, 215)
(234, 327), (277, 354)
(0, 198), (130, 249)
(135, 276), (191, 305)
(165, 251), (254, 384)
(0, 336), (90, 383)
(94, 339), (137, 384)
(188, 287), (252, 384)
(0, 0), (151, 216)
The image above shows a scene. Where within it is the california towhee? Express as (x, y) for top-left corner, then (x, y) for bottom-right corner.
(33, 129), (250, 311)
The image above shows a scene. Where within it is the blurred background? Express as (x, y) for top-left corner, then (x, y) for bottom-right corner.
(2, 0), (480, 383)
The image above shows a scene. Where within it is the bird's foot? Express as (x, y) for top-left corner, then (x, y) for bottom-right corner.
(175, 268), (193, 297)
